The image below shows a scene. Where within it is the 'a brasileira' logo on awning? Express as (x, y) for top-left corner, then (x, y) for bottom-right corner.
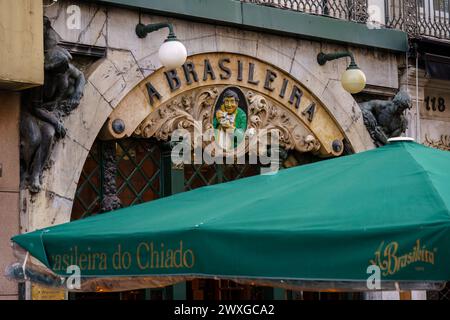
(369, 239), (436, 276)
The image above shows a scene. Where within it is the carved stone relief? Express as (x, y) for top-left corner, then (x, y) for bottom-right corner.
(246, 91), (321, 153)
(20, 17), (86, 193)
(100, 141), (122, 212)
(424, 134), (450, 151)
(359, 91), (412, 147)
(135, 87), (217, 142)
(134, 86), (321, 158)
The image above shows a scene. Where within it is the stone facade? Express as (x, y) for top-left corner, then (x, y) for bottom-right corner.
(0, 0), (44, 300)
(0, 92), (20, 300)
(25, 0), (403, 234)
(9, 0), (441, 301)
(401, 67), (450, 149)
(0, 0), (43, 90)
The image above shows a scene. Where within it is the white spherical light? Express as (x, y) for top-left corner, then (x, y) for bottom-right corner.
(341, 68), (366, 94)
(158, 40), (187, 69)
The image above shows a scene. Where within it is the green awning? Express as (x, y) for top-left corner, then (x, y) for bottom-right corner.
(11, 141), (450, 285)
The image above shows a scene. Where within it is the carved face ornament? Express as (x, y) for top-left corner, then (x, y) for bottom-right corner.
(393, 91), (412, 112)
(222, 97), (238, 114)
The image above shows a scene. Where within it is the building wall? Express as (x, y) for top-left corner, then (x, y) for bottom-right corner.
(13, 0), (418, 300)
(20, 0), (396, 234)
(18, 0), (416, 243)
(45, 0), (400, 90)
(421, 78), (450, 149)
(0, 0), (44, 300)
(0, 0), (43, 90)
(0, 91), (20, 299)
(402, 68), (450, 150)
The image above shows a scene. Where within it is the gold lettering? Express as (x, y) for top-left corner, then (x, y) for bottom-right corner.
(99, 254), (107, 270)
(112, 244), (122, 270)
(52, 248), (110, 272)
(371, 239), (436, 276)
(134, 241), (195, 270)
(165, 249), (174, 268)
(91, 253), (98, 270)
(62, 254), (70, 270)
(74, 246), (78, 266)
(160, 243), (165, 268)
(79, 253), (87, 270)
(122, 252), (131, 269)
(52, 255), (61, 271)
(150, 242), (159, 269)
(174, 241), (183, 268)
(184, 249), (195, 268)
(137, 242), (150, 269)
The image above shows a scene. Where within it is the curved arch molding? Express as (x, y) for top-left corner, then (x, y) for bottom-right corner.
(101, 53), (349, 157)
(21, 50), (374, 232)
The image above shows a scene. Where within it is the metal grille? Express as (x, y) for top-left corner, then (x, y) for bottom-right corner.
(184, 164), (260, 191)
(428, 282), (450, 300)
(222, 164), (261, 182)
(116, 139), (161, 207)
(417, 0), (450, 38)
(375, 0), (450, 39)
(242, 0), (369, 22)
(184, 164), (220, 191)
(245, 0), (450, 39)
(72, 138), (162, 220)
(72, 141), (102, 220)
(439, 284), (450, 300)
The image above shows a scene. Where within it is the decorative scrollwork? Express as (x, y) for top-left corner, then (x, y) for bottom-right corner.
(135, 86), (321, 155)
(424, 134), (450, 151)
(135, 88), (220, 141)
(247, 91), (321, 153)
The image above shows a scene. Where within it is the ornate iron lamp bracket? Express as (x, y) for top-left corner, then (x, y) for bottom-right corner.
(135, 22), (177, 41)
(317, 51), (358, 69)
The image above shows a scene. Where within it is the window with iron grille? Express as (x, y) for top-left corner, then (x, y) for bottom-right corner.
(183, 161), (274, 299)
(73, 139), (261, 220)
(71, 137), (263, 299)
(184, 163), (260, 191)
(72, 138), (162, 220)
(428, 282), (450, 300)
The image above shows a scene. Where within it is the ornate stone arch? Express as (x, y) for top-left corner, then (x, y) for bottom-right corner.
(20, 48), (373, 233)
(99, 53), (369, 156)
(131, 85), (322, 156)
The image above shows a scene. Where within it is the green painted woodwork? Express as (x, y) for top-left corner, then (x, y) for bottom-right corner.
(91, 0), (408, 52)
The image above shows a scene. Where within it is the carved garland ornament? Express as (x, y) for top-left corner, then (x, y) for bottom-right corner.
(424, 134), (450, 151)
(134, 86), (321, 155)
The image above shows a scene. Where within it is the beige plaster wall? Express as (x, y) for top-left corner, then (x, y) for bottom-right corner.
(20, 0), (397, 232)
(420, 78), (450, 147)
(0, 0), (44, 90)
(0, 91), (20, 299)
(400, 67), (450, 147)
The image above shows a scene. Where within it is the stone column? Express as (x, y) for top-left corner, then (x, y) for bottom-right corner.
(402, 0), (418, 36)
(0, 91), (20, 300)
(399, 66), (429, 142)
(100, 141), (121, 212)
(352, 0), (369, 23)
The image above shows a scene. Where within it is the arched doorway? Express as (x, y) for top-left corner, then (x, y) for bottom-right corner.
(62, 52), (369, 300)
(69, 137), (268, 300)
(68, 124), (350, 300)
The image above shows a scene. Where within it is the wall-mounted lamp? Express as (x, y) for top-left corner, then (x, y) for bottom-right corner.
(317, 52), (366, 94)
(136, 22), (187, 69)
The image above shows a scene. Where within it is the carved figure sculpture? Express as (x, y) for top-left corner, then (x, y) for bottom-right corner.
(213, 89), (247, 150)
(359, 91), (412, 147)
(20, 17), (86, 193)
